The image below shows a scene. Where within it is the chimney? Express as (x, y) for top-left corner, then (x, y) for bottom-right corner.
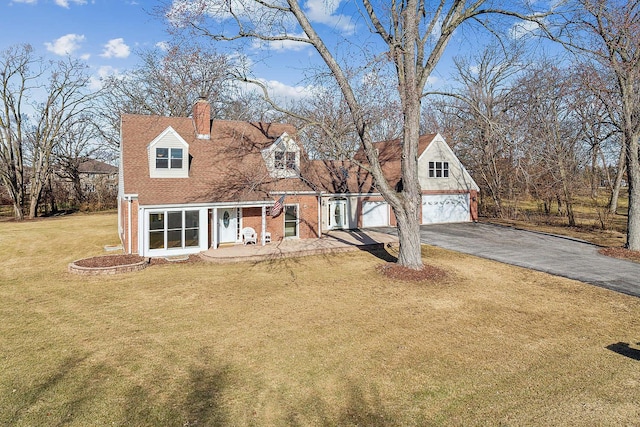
(193, 97), (211, 140)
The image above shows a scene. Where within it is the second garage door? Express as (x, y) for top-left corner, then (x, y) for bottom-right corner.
(362, 201), (389, 227)
(422, 194), (470, 224)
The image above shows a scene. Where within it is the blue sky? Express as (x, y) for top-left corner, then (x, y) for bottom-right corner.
(2, 0), (168, 88)
(1, 0), (551, 100)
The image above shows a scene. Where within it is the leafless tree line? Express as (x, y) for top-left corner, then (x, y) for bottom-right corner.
(424, 45), (622, 229)
(0, 44), (100, 219)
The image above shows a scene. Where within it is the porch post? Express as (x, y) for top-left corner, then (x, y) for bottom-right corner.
(212, 208), (218, 249)
(261, 205), (266, 246)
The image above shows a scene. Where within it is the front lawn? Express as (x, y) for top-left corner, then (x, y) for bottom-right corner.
(1, 213), (639, 426)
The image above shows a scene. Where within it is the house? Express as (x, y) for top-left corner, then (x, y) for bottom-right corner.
(76, 159), (118, 196)
(53, 158), (118, 205)
(118, 99), (479, 257)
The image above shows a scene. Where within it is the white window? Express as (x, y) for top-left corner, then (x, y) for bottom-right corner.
(275, 151), (297, 170)
(286, 152), (296, 170)
(429, 161), (449, 178)
(284, 205), (298, 237)
(156, 147), (183, 169)
(275, 151), (285, 169)
(149, 126), (189, 178)
(149, 210), (199, 250)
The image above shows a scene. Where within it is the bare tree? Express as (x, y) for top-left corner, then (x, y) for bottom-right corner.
(53, 115), (101, 204)
(513, 62), (588, 227)
(25, 57), (95, 218)
(167, 0), (542, 269)
(0, 45), (39, 220)
(548, 0), (640, 248)
(98, 42), (233, 150)
(433, 44), (524, 218)
(289, 66), (403, 160)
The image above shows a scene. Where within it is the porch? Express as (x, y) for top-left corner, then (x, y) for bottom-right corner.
(200, 228), (398, 263)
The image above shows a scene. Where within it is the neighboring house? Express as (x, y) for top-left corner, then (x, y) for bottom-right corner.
(118, 99), (479, 257)
(77, 159), (118, 194)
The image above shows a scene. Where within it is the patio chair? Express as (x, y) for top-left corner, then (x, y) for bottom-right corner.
(242, 227), (257, 245)
(262, 231), (271, 244)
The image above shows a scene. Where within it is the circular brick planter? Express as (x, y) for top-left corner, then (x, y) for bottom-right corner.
(68, 255), (149, 276)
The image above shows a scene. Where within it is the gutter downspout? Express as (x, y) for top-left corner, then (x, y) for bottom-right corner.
(317, 192), (322, 238)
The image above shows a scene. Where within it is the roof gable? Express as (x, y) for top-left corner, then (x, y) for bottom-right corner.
(418, 134), (479, 191)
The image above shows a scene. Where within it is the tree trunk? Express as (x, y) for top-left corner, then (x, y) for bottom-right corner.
(609, 143), (626, 214)
(394, 201), (423, 268)
(1, 178), (24, 220)
(28, 183), (42, 219)
(392, 3), (424, 270)
(626, 132), (640, 250)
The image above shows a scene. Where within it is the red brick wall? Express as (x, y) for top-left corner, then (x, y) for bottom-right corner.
(297, 195), (319, 239)
(242, 207), (263, 232)
(263, 195), (319, 241)
(119, 197), (139, 254)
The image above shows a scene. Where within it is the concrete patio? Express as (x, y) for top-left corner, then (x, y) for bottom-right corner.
(200, 229), (398, 263)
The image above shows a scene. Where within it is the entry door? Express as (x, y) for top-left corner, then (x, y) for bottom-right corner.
(218, 208), (237, 243)
(329, 199), (347, 229)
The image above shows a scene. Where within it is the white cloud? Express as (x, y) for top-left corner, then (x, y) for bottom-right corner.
(100, 38), (130, 58)
(251, 33), (309, 52)
(168, 0), (248, 25)
(155, 41), (170, 51)
(10, 0), (38, 4)
(305, 0), (355, 34)
(55, 0), (87, 7)
(261, 79), (318, 100)
(426, 75), (439, 86)
(44, 33), (85, 56)
(89, 65), (120, 90)
(510, 19), (541, 39)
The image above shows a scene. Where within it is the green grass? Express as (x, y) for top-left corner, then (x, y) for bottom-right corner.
(1, 213), (640, 426)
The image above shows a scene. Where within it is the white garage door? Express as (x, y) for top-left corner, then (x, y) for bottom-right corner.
(362, 201), (389, 227)
(422, 194), (470, 224)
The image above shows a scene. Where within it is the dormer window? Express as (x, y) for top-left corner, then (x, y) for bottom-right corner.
(156, 148), (183, 169)
(262, 132), (300, 178)
(148, 126), (189, 178)
(286, 152), (296, 170)
(275, 151), (284, 169)
(275, 151), (297, 170)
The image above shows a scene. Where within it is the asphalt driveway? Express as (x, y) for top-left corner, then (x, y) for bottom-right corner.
(374, 222), (640, 298)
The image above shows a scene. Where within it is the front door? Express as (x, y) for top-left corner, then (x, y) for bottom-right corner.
(329, 199), (347, 229)
(218, 208), (237, 243)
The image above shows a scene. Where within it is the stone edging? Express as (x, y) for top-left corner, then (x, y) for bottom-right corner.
(68, 258), (148, 276)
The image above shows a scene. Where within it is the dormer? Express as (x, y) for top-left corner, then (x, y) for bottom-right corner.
(261, 132), (300, 178)
(148, 126), (189, 178)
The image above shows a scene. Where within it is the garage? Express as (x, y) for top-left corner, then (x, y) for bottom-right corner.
(422, 194), (470, 224)
(362, 201), (389, 227)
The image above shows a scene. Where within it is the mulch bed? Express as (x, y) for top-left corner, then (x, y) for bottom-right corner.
(74, 254), (202, 268)
(599, 247), (640, 263)
(73, 254), (146, 268)
(377, 263), (448, 282)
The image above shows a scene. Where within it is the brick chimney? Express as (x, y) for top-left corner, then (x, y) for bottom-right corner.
(193, 97), (211, 140)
